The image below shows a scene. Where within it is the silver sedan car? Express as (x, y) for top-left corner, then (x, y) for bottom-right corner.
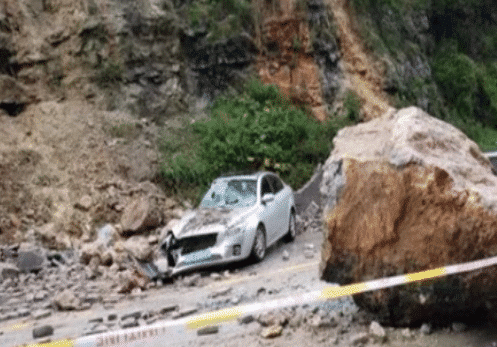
(160, 171), (296, 276)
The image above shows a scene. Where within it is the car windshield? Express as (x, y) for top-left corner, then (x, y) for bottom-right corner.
(200, 179), (257, 208)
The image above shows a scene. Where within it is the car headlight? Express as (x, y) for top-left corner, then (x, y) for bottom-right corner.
(226, 221), (247, 237)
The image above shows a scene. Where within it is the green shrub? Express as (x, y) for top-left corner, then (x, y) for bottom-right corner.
(95, 61), (124, 88)
(159, 80), (353, 202)
(344, 90), (361, 122)
(433, 52), (477, 120)
(188, 0), (252, 40)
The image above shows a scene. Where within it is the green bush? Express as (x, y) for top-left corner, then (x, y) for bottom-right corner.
(95, 61), (124, 88)
(344, 90), (361, 122)
(159, 80), (353, 202)
(188, 0), (252, 40)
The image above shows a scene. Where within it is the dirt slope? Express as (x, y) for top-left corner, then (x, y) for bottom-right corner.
(325, 0), (392, 119)
(255, 0), (327, 121)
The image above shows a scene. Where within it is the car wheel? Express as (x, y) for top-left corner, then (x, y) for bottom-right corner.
(284, 210), (296, 242)
(250, 225), (266, 262)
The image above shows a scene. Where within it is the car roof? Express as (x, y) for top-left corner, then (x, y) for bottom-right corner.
(216, 171), (273, 181)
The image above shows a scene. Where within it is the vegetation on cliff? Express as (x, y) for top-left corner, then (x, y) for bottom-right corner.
(159, 80), (354, 202)
(351, 0), (497, 150)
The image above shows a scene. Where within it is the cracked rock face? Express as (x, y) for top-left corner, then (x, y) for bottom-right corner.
(320, 107), (497, 326)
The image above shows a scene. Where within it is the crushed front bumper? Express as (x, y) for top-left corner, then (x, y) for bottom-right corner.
(164, 232), (246, 276)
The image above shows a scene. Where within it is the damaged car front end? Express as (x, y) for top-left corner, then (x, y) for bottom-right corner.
(159, 172), (296, 276)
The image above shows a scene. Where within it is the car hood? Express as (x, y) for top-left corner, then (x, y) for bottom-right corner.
(175, 206), (255, 237)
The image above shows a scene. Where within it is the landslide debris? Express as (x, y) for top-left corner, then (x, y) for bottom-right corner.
(320, 106), (497, 326)
(325, 0), (392, 120)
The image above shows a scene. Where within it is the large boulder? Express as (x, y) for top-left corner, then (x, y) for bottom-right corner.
(320, 107), (497, 326)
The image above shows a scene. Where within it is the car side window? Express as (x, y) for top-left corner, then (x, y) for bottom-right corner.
(270, 175), (284, 193)
(261, 176), (273, 196)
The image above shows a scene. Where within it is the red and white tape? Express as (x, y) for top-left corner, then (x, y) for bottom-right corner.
(20, 254), (497, 347)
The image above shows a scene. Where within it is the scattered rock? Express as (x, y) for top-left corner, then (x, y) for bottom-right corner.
(182, 273), (201, 287)
(401, 328), (414, 339)
(90, 324), (108, 334)
(369, 321), (387, 342)
(197, 325), (219, 335)
(349, 332), (369, 345)
(239, 314), (255, 325)
(123, 236), (153, 262)
(97, 224), (116, 247)
(210, 272), (222, 281)
(420, 322), (432, 335)
(261, 324), (283, 339)
(209, 287), (232, 299)
(0, 262), (19, 280)
(172, 306), (198, 319)
(257, 311), (288, 327)
(34, 290), (48, 302)
(121, 311), (142, 321)
(120, 317), (139, 329)
(17, 308), (30, 317)
(75, 195), (92, 211)
(120, 197), (162, 236)
(452, 322), (467, 333)
(304, 250), (314, 259)
(16, 250), (45, 272)
(54, 289), (80, 310)
(159, 304), (179, 315)
(32, 325), (54, 339)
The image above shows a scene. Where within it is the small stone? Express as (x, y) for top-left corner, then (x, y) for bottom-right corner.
(121, 311), (142, 321)
(231, 296), (241, 305)
(452, 322), (467, 333)
(159, 304), (179, 315)
(88, 317), (104, 324)
(90, 324), (108, 334)
(76, 195), (92, 211)
(401, 327), (414, 339)
(172, 307), (198, 319)
(349, 332), (369, 345)
(305, 243), (315, 251)
(33, 325), (54, 339)
(420, 322), (432, 335)
(0, 263), (20, 280)
(260, 325), (283, 339)
(17, 308), (30, 317)
(197, 325), (219, 335)
(209, 287), (232, 299)
(120, 317), (139, 329)
(182, 273), (201, 287)
(282, 250), (290, 261)
(17, 250), (45, 272)
(54, 289), (80, 310)
(34, 290), (48, 302)
(210, 273), (222, 281)
(304, 250), (314, 259)
(148, 235), (158, 245)
(239, 314), (255, 325)
(33, 309), (52, 320)
(369, 321), (387, 342)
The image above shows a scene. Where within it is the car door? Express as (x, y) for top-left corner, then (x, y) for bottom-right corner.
(267, 174), (289, 239)
(259, 175), (278, 245)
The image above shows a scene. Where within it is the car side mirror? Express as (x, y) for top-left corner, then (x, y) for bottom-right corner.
(261, 193), (274, 204)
